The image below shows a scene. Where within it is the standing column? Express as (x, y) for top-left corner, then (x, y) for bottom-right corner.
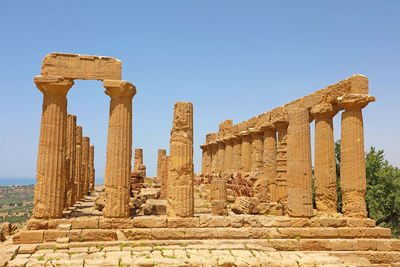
(200, 145), (207, 174)
(75, 126), (83, 201)
(65, 114), (76, 209)
(167, 102), (194, 217)
(103, 80), (136, 218)
(231, 135), (242, 172)
(89, 145), (95, 191)
(273, 118), (289, 203)
(205, 145), (212, 174)
(286, 108), (313, 217)
(210, 142), (218, 173)
(338, 94), (375, 218)
(240, 131), (252, 172)
(157, 149), (167, 178)
(82, 136), (90, 197)
(216, 139), (226, 173)
(33, 75), (74, 219)
(249, 128), (264, 173)
(260, 123), (277, 202)
(311, 103), (338, 213)
(224, 138), (233, 173)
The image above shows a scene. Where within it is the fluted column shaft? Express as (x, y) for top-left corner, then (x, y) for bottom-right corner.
(274, 119), (289, 203)
(286, 108), (313, 217)
(65, 114), (76, 209)
(103, 80), (136, 218)
(339, 94), (375, 218)
(157, 149), (167, 178)
(250, 130), (264, 173)
(89, 145), (95, 191)
(311, 104), (338, 213)
(232, 136), (242, 172)
(210, 143), (218, 173)
(75, 126), (83, 201)
(205, 145), (212, 174)
(240, 132), (252, 172)
(217, 140), (225, 173)
(224, 139), (233, 172)
(167, 102), (194, 217)
(82, 136), (90, 196)
(33, 75), (73, 219)
(200, 145), (207, 174)
(261, 123), (277, 202)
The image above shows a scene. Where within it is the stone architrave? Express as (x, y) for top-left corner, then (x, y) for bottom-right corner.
(200, 145), (207, 174)
(249, 128), (264, 174)
(167, 102), (194, 217)
(311, 103), (338, 213)
(82, 136), (90, 197)
(103, 80), (136, 218)
(33, 75), (74, 219)
(273, 118), (289, 203)
(157, 149), (167, 178)
(74, 126), (83, 201)
(224, 138), (233, 173)
(231, 135), (242, 172)
(65, 114), (77, 209)
(260, 123), (277, 202)
(240, 131), (252, 172)
(338, 94), (375, 218)
(286, 108), (313, 217)
(216, 139), (226, 173)
(89, 145), (95, 191)
(209, 142), (218, 173)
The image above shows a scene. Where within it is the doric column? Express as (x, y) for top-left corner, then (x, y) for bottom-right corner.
(231, 135), (242, 172)
(82, 136), (90, 197)
(89, 145), (95, 191)
(200, 145), (207, 174)
(240, 131), (252, 172)
(273, 118), (289, 203)
(311, 103), (338, 213)
(338, 94), (375, 218)
(157, 149), (167, 178)
(249, 128), (264, 173)
(209, 142), (218, 173)
(210, 178), (228, 216)
(286, 108), (313, 217)
(224, 138), (233, 173)
(161, 155), (169, 200)
(260, 123), (277, 202)
(74, 126), (83, 201)
(65, 114), (76, 209)
(205, 145), (212, 174)
(33, 75), (74, 219)
(133, 148), (146, 178)
(167, 102), (194, 217)
(216, 139), (226, 173)
(103, 80), (136, 218)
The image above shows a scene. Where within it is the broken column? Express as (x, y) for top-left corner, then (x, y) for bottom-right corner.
(216, 139), (225, 173)
(210, 178), (228, 216)
(82, 136), (90, 197)
(231, 135), (242, 172)
(286, 108), (313, 217)
(157, 149), (167, 178)
(65, 114), (76, 209)
(338, 94), (375, 218)
(89, 145), (95, 191)
(103, 80), (136, 218)
(311, 103), (338, 213)
(240, 131), (252, 172)
(260, 123), (277, 202)
(33, 75), (74, 219)
(133, 148), (146, 179)
(273, 117), (289, 203)
(167, 102), (194, 217)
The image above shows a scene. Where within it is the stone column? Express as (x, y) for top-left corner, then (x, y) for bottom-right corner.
(338, 94), (375, 218)
(103, 80), (136, 218)
(249, 128), (264, 174)
(200, 145), (207, 174)
(231, 135), (242, 172)
(157, 149), (167, 178)
(205, 145), (213, 174)
(286, 108), (313, 217)
(82, 136), (90, 197)
(273, 118), (289, 203)
(161, 155), (169, 200)
(33, 75), (74, 219)
(224, 138), (233, 173)
(65, 114), (76, 209)
(210, 142), (218, 173)
(75, 126), (83, 201)
(133, 148), (146, 178)
(216, 139), (226, 173)
(311, 103), (338, 213)
(240, 131), (252, 172)
(167, 102), (194, 217)
(260, 123), (277, 202)
(89, 145), (95, 191)
(210, 177), (228, 216)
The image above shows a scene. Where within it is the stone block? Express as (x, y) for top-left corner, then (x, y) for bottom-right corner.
(299, 239), (330, 251)
(81, 229), (117, 241)
(71, 218), (99, 229)
(277, 228), (311, 238)
(213, 228), (249, 239)
(309, 228), (339, 238)
(249, 228), (280, 239)
(290, 218), (312, 227)
(346, 218), (364, 227)
(363, 218), (376, 227)
(199, 215), (231, 227)
(56, 237), (70, 243)
(26, 219), (48, 230)
(365, 227), (392, 238)
(167, 217), (200, 228)
(68, 229), (82, 242)
(7, 258), (28, 267)
(18, 230), (44, 244)
(44, 229), (68, 242)
(211, 200), (228, 216)
(317, 218), (346, 227)
(376, 240), (392, 251)
(58, 224), (72, 230)
(122, 229), (151, 240)
(391, 239), (400, 251)
(99, 218), (133, 229)
(0, 222), (12, 235)
(18, 244), (38, 254)
(185, 228), (213, 239)
(151, 228), (186, 240)
(338, 227), (364, 238)
(358, 239), (377, 251)
(330, 240), (358, 251)
(269, 239), (299, 251)
(133, 216), (167, 228)
(144, 199), (167, 215)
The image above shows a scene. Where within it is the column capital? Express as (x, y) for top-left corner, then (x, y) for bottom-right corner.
(209, 141), (218, 148)
(34, 75), (74, 96)
(239, 130), (250, 137)
(338, 94), (375, 110)
(216, 138), (226, 146)
(249, 127), (263, 136)
(103, 80), (136, 99)
(272, 117), (289, 129)
(260, 122), (276, 132)
(200, 144), (206, 150)
(310, 103), (339, 119)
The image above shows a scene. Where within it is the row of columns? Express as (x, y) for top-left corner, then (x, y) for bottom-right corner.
(201, 94), (375, 218)
(33, 76), (135, 219)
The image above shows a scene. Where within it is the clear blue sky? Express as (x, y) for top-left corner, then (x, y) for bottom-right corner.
(1, 1), (399, 183)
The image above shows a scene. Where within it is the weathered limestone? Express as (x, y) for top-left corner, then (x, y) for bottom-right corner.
(311, 103), (338, 213)
(210, 142), (218, 173)
(157, 149), (167, 178)
(260, 123), (277, 203)
(205, 145), (212, 174)
(65, 114), (76, 209)
(82, 136), (90, 197)
(167, 102), (194, 217)
(103, 80), (136, 218)
(74, 126), (83, 201)
(249, 128), (264, 174)
(33, 75), (74, 219)
(224, 139), (233, 173)
(133, 148), (146, 178)
(216, 139), (225, 173)
(158, 149), (168, 200)
(89, 145), (95, 192)
(161, 155), (169, 200)
(231, 135), (242, 171)
(200, 145), (207, 174)
(273, 118), (288, 203)
(211, 178), (228, 216)
(240, 131), (252, 172)
(41, 53), (122, 80)
(338, 94), (375, 218)
(286, 108), (313, 218)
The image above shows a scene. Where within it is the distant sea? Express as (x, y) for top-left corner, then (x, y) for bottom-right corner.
(0, 178), (105, 186)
